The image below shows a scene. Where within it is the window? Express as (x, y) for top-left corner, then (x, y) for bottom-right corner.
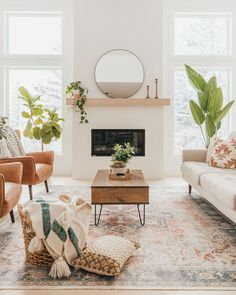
(174, 14), (230, 55)
(174, 68), (230, 154)
(6, 67), (62, 153)
(2, 11), (64, 153)
(5, 13), (62, 55)
(172, 13), (231, 155)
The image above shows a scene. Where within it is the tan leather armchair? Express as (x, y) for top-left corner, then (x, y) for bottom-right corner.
(0, 162), (23, 223)
(0, 151), (54, 200)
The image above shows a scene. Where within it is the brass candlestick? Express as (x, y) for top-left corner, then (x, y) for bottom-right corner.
(146, 85), (150, 98)
(155, 78), (159, 99)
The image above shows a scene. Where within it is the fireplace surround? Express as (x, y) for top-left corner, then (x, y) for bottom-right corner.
(91, 129), (145, 156)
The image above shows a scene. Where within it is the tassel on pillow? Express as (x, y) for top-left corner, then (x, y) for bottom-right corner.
(28, 236), (44, 253)
(49, 256), (71, 278)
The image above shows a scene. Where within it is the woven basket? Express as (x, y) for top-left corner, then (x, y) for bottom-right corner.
(18, 204), (54, 266)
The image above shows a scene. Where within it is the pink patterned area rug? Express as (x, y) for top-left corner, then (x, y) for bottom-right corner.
(0, 185), (236, 289)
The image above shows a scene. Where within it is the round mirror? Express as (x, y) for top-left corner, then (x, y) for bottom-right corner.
(95, 49), (144, 98)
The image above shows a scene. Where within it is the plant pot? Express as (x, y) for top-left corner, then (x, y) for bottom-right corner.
(72, 90), (80, 100)
(111, 167), (127, 174)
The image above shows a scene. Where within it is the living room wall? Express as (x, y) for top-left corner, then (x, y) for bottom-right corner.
(72, 0), (166, 179)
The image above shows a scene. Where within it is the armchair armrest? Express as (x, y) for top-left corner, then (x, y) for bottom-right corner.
(182, 149), (207, 163)
(0, 156), (36, 183)
(0, 162), (23, 183)
(26, 151), (54, 165)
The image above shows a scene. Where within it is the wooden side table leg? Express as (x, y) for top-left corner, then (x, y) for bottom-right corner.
(95, 204), (103, 226)
(137, 204), (145, 226)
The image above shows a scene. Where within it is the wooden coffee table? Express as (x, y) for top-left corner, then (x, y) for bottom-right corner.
(91, 169), (149, 226)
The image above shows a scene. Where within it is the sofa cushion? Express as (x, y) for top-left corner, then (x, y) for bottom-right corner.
(181, 161), (236, 185)
(200, 173), (236, 210)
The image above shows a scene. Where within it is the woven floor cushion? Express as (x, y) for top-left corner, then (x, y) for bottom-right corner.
(72, 235), (139, 276)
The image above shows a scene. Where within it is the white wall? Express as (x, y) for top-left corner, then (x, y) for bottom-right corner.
(72, 0), (166, 180)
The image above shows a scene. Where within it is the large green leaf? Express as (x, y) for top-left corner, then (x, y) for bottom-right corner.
(23, 120), (32, 137)
(215, 101), (234, 122)
(205, 115), (216, 138)
(185, 65), (206, 92)
(18, 87), (31, 103)
(208, 76), (217, 88)
(31, 108), (43, 116)
(198, 92), (208, 112)
(208, 87), (223, 119)
(189, 100), (205, 125)
(33, 126), (41, 140)
(21, 111), (31, 119)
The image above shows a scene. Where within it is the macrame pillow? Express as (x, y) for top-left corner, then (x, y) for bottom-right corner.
(4, 126), (25, 157)
(209, 138), (236, 169)
(0, 138), (11, 159)
(72, 235), (139, 276)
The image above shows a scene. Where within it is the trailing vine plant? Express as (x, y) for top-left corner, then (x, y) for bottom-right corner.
(65, 81), (89, 124)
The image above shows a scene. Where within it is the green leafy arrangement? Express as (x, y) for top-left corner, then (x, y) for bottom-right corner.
(0, 116), (7, 140)
(185, 65), (234, 148)
(65, 81), (88, 124)
(110, 143), (135, 168)
(18, 87), (64, 149)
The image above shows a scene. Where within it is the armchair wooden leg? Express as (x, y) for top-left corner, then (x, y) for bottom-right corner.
(28, 185), (33, 200)
(10, 210), (15, 223)
(188, 184), (192, 195)
(44, 180), (49, 193)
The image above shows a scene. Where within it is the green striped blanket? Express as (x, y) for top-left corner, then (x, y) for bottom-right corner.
(26, 194), (91, 278)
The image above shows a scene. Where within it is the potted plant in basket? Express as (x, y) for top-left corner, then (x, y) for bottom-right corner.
(65, 81), (89, 124)
(110, 143), (135, 174)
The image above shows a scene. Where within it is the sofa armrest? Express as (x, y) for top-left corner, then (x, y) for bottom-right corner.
(0, 156), (36, 183)
(26, 151), (54, 165)
(182, 149), (207, 163)
(0, 162), (23, 183)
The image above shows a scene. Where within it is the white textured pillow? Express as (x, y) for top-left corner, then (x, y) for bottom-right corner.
(0, 138), (11, 159)
(4, 126), (25, 157)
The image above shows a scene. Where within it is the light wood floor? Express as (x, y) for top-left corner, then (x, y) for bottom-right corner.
(1, 289), (236, 295)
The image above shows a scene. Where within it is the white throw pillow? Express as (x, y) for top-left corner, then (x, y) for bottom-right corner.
(0, 138), (11, 159)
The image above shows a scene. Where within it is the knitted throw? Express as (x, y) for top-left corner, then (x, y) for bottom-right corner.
(26, 194), (91, 278)
(1, 125), (25, 157)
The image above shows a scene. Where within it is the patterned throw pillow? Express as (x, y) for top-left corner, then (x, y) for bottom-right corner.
(0, 138), (11, 159)
(72, 235), (139, 276)
(209, 138), (236, 169)
(3, 126), (25, 157)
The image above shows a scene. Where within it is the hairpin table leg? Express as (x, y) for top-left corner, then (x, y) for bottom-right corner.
(137, 204), (146, 226)
(95, 204), (103, 226)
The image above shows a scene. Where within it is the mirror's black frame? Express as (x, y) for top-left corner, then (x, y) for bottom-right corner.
(94, 49), (145, 98)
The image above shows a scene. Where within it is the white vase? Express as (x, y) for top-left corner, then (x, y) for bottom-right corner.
(111, 167), (127, 174)
(72, 89), (80, 100)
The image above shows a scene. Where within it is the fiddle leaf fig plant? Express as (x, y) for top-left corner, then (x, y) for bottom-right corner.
(185, 65), (234, 148)
(65, 81), (89, 124)
(18, 86), (64, 150)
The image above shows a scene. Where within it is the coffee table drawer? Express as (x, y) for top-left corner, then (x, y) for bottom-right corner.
(91, 187), (149, 204)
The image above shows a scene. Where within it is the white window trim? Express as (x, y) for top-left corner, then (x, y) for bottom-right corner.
(163, 0), (236, 176)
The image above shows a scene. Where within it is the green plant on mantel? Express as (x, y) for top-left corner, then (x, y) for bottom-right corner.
(0, 116), (7, 140)
(65, 81), (89, 124)
(185, 64), (234, 148)
(110, 143), (135, 168)
(18, 86), (64, 150)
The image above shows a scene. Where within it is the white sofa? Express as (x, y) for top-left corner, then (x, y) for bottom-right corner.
(181, 148), (236, 224)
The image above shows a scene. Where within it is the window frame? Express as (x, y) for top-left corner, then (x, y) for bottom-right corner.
(0, 0), (74, 175)
(163, 0), (236, 175)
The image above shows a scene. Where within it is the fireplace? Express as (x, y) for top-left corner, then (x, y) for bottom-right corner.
(91, 129), (145, 156)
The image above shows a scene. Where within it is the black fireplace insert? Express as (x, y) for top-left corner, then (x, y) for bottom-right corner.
(91, 129), (145, 156)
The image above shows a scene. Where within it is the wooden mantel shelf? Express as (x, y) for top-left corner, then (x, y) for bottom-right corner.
(66, 98), (171, 107)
